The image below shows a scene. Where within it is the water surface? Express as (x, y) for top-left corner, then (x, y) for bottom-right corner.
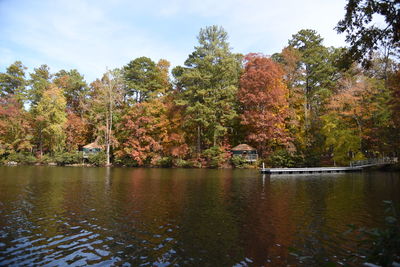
(0, 166), (399, 266)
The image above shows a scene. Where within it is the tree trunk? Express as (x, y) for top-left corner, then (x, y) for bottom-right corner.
(107, 111), (112, 166)
(39, 129), (43, 157)
(106, 114), (110, 166)
(197, 125), (201, 154)
(304, 71), (310, 130)
(105, 114), (110, 166)
(106, 141), (110, 166)
(106, 80), (113, 166)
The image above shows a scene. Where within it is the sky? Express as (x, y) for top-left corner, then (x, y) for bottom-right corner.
(0, 0), (348, 83)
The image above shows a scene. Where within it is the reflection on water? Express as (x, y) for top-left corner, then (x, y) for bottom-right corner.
(0, 166), (399, 266)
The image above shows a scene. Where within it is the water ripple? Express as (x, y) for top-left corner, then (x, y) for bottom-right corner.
(0, 168), (399, 266)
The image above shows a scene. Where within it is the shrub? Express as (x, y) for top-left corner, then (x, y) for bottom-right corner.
(37, 154), (53, 165)
(174, 158), (186, 168)
(231, 155), (249, 168)
(6, 152), (37, 165)
(54, 151), (83, 166)
(174, 158), (196, 168)
(113, 156), (138, 167)
(302, 149), (320, 167)
(202, 146), (230, 168)
(156, 157), (173, 168)
(269, 149), (297, 167)
(88, 151), (106, 166)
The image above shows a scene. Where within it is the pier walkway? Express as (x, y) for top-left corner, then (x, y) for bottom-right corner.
(260, 157), (398, 175)
(349, 157), (398, 167)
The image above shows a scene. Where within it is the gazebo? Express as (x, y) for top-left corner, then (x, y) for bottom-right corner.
(231, 144), (258, 162)
(82, 142), (103, 159)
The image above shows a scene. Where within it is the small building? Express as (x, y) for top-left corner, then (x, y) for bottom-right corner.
(231, 144), (258, 162)
(82, 142), (103, 159)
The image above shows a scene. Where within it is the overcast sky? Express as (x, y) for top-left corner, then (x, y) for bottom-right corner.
(0, 0), (348, 82)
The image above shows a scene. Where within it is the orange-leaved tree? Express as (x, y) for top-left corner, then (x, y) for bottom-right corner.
(114, 99), (168, 166)
(65, 111), (89, 152)
(0, 97), (32, 154)
(238, 53), (290, 158)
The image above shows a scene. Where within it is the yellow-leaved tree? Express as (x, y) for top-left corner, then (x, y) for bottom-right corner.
(33, 84), (67, 155)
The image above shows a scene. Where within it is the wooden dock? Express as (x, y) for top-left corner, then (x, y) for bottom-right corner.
(260, 166), (363, 175)
(259, 158), (398, 175)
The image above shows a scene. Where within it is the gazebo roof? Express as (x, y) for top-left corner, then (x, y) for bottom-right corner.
(83, 142), (103, 149)
(231, 144), (256, 151)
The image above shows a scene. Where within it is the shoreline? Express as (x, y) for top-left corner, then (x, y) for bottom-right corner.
(2, 162), (254, 169)
(2, 162), (399, 171)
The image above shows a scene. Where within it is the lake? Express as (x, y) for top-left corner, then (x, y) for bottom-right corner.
(0, 166), (399, 266)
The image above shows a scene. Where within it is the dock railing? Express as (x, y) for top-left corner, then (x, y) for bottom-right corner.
(349, 157), (398, 167)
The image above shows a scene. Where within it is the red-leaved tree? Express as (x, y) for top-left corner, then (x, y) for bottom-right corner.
(238, 53), (290, 158)
(114, 98), (189, 166)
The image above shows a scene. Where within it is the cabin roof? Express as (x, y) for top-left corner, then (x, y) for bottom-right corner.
(231, 144), (256, 151)
(83, 142), (103, 149)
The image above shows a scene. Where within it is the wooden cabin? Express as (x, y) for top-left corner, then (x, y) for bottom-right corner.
(82, 142), (103, 159)
(231, 144), (258, 162)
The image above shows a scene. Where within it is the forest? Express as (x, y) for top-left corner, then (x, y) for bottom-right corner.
(1, 2), (399, 168)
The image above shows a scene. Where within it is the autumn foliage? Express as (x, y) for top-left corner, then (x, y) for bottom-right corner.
(0, 25), (399, 167)
(65, 111), (89, 152)
(115, 100), (167, 165)
(0, 97), (32, 154)
(238, 53), (290, 158)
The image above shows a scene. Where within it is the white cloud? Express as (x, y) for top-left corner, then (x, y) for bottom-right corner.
(0, 0), (348, 82)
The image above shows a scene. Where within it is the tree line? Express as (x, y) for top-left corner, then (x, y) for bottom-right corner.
(1, 24), (399, 167)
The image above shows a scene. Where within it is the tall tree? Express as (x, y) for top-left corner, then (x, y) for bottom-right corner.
(360, 76), (393, 154)
(32, 84), (67, 155)
(0, 62), (30, 155)
(288, 29), (343, 164)
(89, 69), (124, 165)
(161, 96), (189, 159)
(65, 111), (89, 152)
(0, 61), (27, 101)
(0, 97), (32, 155)
(123, 57), (168, 104)
(321, 72), (365, 164)
(54, 69), (89, 115)
(288, 30), (340, 122)
(336, 0), (400, 67)
(114, 99), (168, 166)
(322, 67), (395, 164)
(156, 59), (172, 94)
(272, 47), (306, 152)
(173, 25), (242, 153)
(28, 64), (52, 107)
(238, 53), (290, 158)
